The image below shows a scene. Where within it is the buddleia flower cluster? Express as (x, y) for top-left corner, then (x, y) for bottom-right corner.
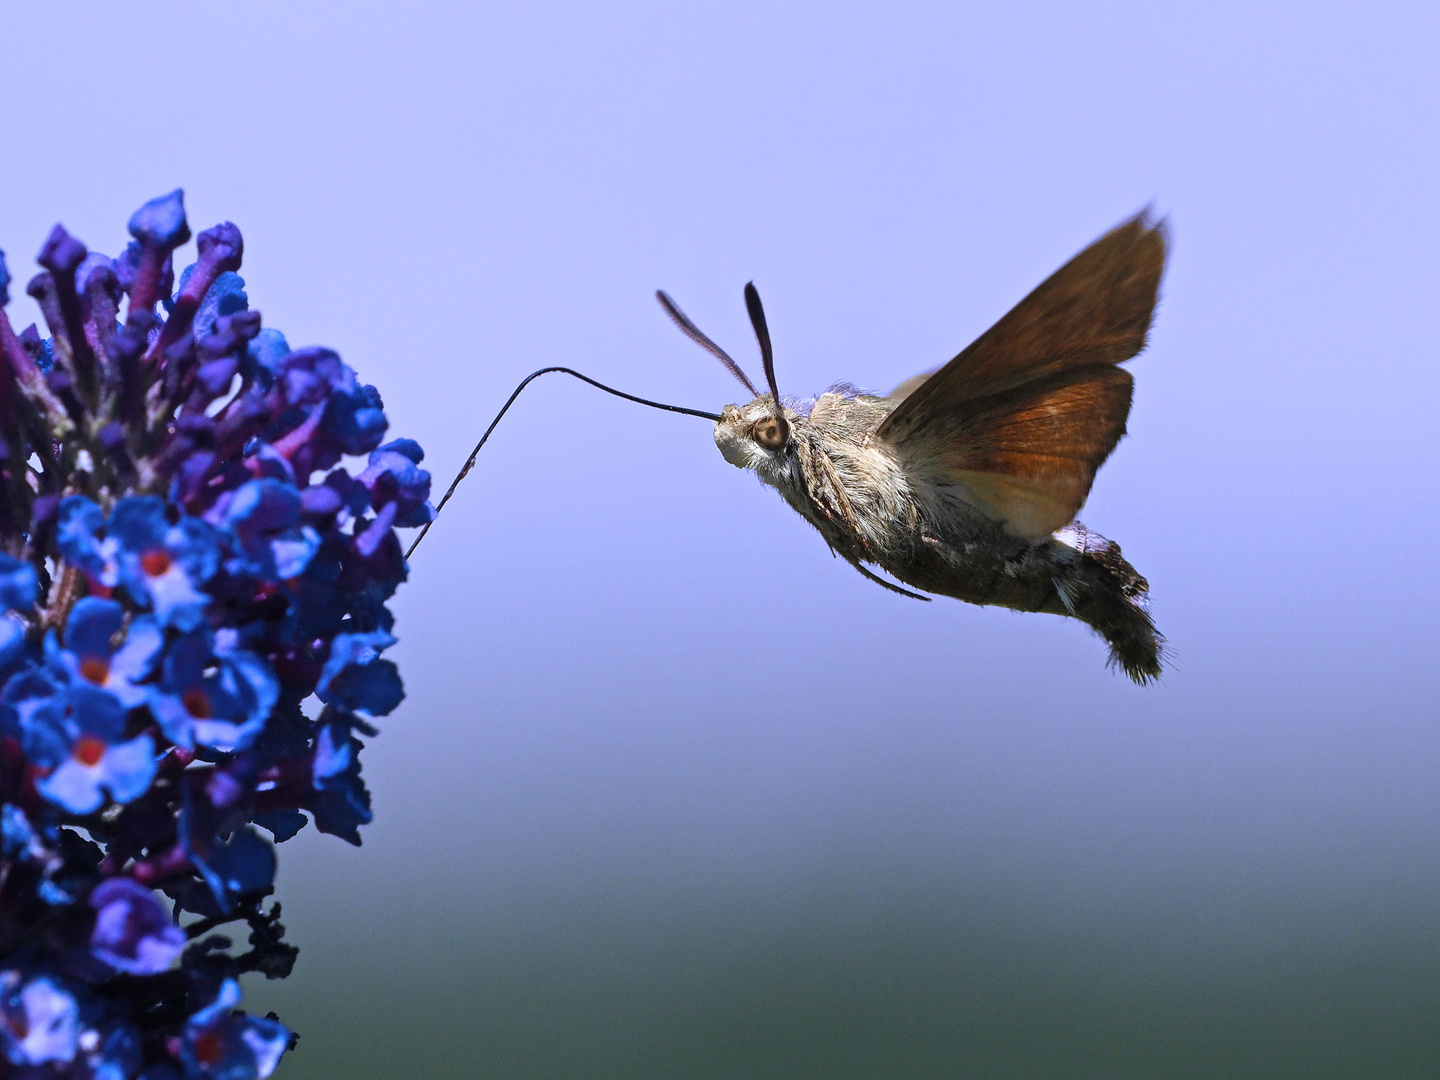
(0, 191), (432, 1078)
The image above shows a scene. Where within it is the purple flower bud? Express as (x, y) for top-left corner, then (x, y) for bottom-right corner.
(36, 225), (87, 277)
(298, 484), (343, 519)
(127, 189), (191, 248)
(353, 501), (398, 557)
(29, 231), (100, 404)
(196, 357), (240, 397)
(147, 224), (246, 367)
(74, 252), (115, 296)
(359, 440), (435, 527)
(125, 191), (189, 316)
(97, 420), (137, 479)
(194, 222), (244, 280)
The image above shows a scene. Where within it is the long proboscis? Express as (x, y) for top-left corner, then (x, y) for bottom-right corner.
(405, 367), (720, 559)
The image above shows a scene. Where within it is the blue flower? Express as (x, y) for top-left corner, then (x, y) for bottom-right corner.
(56, 495), (118, 587)
(0, 804), (46, 863)
(242, 328), (289, 389)
(148, 632), (278, 752)
(0, 971), (78, 1067)
(15, 681), (157, 815)
(108, 496), (221, 631)
(89, 877), (186, 975)
(310, 720), (373, 845)
(357, 438), (435, 527)
(218, 478), (319, 581)
(185, 825), (278, 915)
(50, 597), (162, 708)
(181, 979), (289, 1080)
(0, 553), (37, 612)
(315, 630), (404, 716)
(189, 268), (247, 340)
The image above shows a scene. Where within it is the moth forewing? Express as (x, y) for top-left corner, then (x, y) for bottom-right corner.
(876, 210), (1166, 439)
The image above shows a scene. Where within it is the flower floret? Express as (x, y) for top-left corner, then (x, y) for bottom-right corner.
(89, 877), (186, 975)
(56, 495), (119, 588)
(18, 682), (157, 815)
(0, 553), (37, 613)
(0, 972), (79, 1067)
(358, 438), (436, 527)
(148, 631), (278, 752)
(50, 596), (162, 708)
(315, 629), (404, 716)
(217, 478), (320, 581)
(109, 496), (222, 631)
(182, 978), (289, 1080)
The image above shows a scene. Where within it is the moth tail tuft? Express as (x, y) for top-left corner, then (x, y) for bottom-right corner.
(1064, 533), (1165, 685)
(1103, 612), (1166, 685)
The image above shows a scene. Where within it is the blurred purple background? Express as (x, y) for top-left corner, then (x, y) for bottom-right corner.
(4, 2), (1438, 1075)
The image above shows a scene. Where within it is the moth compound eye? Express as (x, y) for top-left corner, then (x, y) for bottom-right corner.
(750, 416), (789, 450)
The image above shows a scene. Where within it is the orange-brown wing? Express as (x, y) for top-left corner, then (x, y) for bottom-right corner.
(877, 211), (1166, 538)
(898, 367), (1133, 539)
(878, 210), (1166, 436)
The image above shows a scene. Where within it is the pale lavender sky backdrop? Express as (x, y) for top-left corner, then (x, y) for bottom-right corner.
(3, 2), (1438, 1075)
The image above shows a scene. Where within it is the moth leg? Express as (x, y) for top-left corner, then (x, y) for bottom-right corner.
(844, 557), (932, 601)
(1052, 574), (1081, 615)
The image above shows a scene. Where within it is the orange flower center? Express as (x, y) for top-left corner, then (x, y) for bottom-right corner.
(74, 735), (106, 767)
(193, 1031), (224, 1066)
(182, 689), (213, 719)
(140, 548), (172, 577)
(79, 656), (110, 685)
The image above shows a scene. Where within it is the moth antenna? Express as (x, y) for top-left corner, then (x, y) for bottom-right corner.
(406, 367), (720, 559)
(743, 281), (784, 422)
(656, 290), (760, 397)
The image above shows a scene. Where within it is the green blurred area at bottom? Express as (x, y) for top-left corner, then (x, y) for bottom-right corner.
(243, 887), (1440, 1080)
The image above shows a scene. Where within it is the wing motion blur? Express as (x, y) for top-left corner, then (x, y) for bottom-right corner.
(877, 211), (1168, 540)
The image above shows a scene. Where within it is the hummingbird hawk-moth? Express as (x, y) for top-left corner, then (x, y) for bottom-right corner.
(656, 211), (1168, 683)
(410, 211), (1168, 682)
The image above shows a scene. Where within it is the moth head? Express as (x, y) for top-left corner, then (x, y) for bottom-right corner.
(714, 396), (795, 471)
(656, 282), (792, 473)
